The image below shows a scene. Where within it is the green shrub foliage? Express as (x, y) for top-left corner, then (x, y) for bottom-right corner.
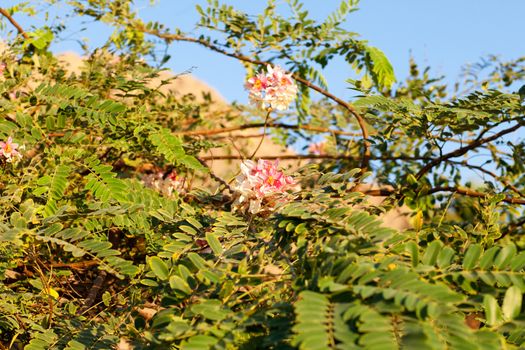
(1, 1), (525, 349)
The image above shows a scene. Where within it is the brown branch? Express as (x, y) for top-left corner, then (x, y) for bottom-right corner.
(51, 123), (361, 139)
(211, 133), (266, 140)
(196, 157), (233, 193)
(448, 160), (525, 198)
(199, 154), (431, 162)
(51, 260), (98, 270)
(427, 186), (525, 205)
(0, 8), (29, 39)
(48, 132), (66, 138)
(175, 122), (361, 137)
(359, 188), (395, 197)
(77, 270), (107, 315)
(415, 120), (525, 180)
(499, 217), (525, 240)
(362, 186), (525, 205)
(136, 25), (371, 170)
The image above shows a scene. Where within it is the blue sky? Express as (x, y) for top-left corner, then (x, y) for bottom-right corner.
(4, 0), (525, 102)
(136, 0), (525, 102)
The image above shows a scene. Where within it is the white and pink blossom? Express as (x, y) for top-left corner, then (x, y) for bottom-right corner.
(245, 65), (298, 111)
(142, 170), (184, 197)
(0, 137), (22, 163)
(233, 159), (296, 214)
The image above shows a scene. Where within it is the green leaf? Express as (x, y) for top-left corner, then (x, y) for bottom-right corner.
(463, 244), (482, 270)
(169, 275), (192, 294)
(437, 246), (455, 269)
(405, 241), (419, 267)
(27, 28), (54, 50)
(502, 286), (522, 320)
(494, 244), (517, 269)
(422, 240), (442, 266)
(191, 300), (229, 321)
(365, 46), (396, 89)
(479, 246), (500, 270)
(182, 335), (218, 350)
(205, 232), (223, 256)
(179, 155), (208, 172)
(483, 294), (503, 326)
(149, 257), (169, 280)
(102, 291), (111, 307)
(292, 291), (338, 349)
(149, 128), (207, 172)
(187, 252), (208, 270)
(518, 85), (525, 100)
(510, 252), (525, 271)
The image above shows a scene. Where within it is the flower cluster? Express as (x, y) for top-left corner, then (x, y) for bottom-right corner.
(233, 159), (296, 214)
(245, 65), (298, 111)
(141, 170), (184, 197)
(0, 137), (22, 163)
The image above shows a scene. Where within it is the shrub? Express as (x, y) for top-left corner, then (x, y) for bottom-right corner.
(0, 1), (524, 349)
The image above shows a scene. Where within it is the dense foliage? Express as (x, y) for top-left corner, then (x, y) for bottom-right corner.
(1, 1), (525, 349)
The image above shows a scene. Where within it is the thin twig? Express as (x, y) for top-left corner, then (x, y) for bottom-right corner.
(199, 154), (432, 162)
(362, 186), (525, 205)
(175, 122), (361, 137)
(448, 160), (525, 197)
(196, 157), (233, 193)
(415, 120), (525, 180)
(427, 186), (525, 205)
(51, 260), (99, 270)
(211, 133), (266, 140)
(0, 8), (29, 39)
(499, 217), (525, 240)
(249, 110), (271, 159)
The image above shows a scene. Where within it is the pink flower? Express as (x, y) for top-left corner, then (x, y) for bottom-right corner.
(245, 73), (268, 93)
(142, 170), (184, 197)
(245, 65), (298, 111)
(234, 159), (296, 214)
(0, 137), (22, 163)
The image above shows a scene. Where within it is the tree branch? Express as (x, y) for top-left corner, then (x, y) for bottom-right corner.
(362, 186), (525, 205)
(51, 260), (98, 270)
(175, 122), (361, 137)
(499, 216), (525, 240)
(199, 154), (431, 162)
(415, 120), (524, 180)
(427, 186), (525, 205)
(196, 157), (233, 193)
(448, 160), (525, 197)
(77, 270), (107, 315)
(0, 8), (29, 39)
